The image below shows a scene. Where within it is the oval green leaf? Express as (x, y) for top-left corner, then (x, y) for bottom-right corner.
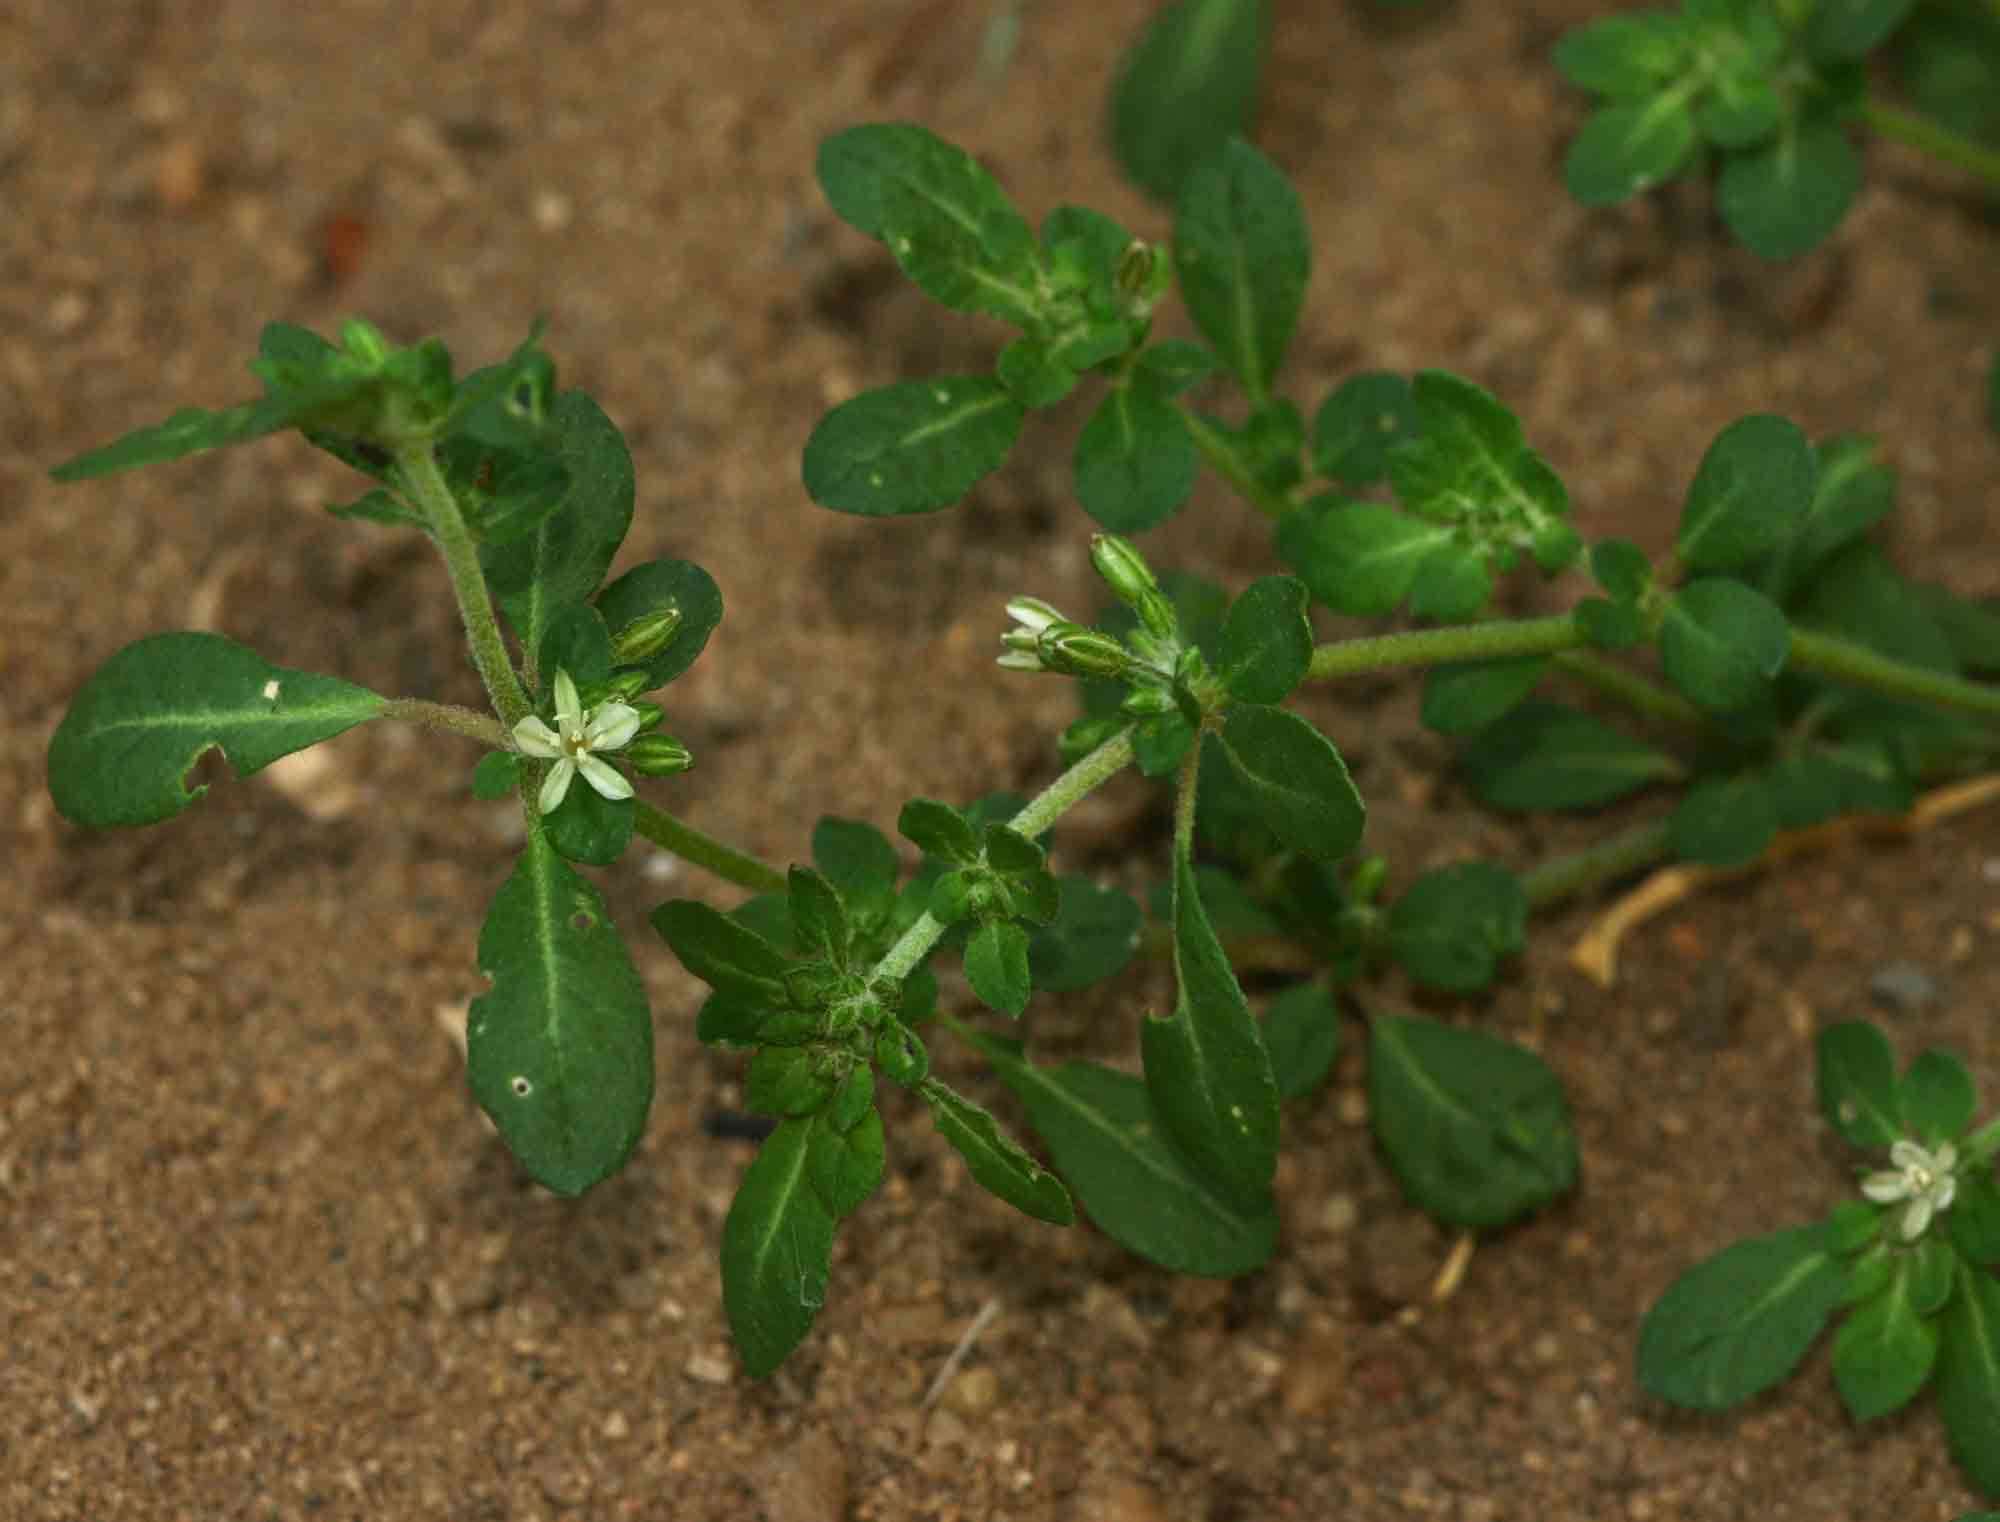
(1173, 136), (1310, 396)
(1074, 374), (1198, 532)
(722, 1116), (836, 1378)
(1816, 1021), (1904, 1151)
(1677, 413), (1816, 574)
(49, 632), (385, 827)
(1109, 0), (1269, 202)
(1210, 704), (1367, 862)
(1659, 579), (1791, 712)
(804, 377), (1024, 517)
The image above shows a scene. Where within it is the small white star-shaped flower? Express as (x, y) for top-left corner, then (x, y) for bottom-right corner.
(1860, 1138), (1958, 1242)
(512, 668), (642, 815)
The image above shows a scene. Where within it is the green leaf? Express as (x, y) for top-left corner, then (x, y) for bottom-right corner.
(814, 124), (1040, 324)
(1552, 13), (1692, 98)
(899, 797), (980, 863)
(1804, 0), (1918, 61)
(803, 377), (1024, 517)
(1669, 773), (1778, 867)
(1831, 1257), (1939, 1423)
(1312, 371), (1420, 485)
(650, 899), (792, 1005)
(536, 602), (612, 694)
(969, 1035), (1280, 1275)
(786, 866), (851, 967)
(1421, 658), (1547, 736)
(1937, 1262), (2000, 1497)
(1915, 582), (2000, 675)
(1658, 579), (1790, 712)
(996, 336), (1081, 409)
(466, 833), (654, 1196)
(542, 778), (635, 867)
(1407, 542), (1493, 621)
(1142, 852), (1281, 1205)
(1073, 372), (1198, 532)
(1780, 433), (1896, 587)
(1697, 71), (1783, 150)
(48, 633), (385, 828)
(1949, 1170), (2000, 1267)
(966, 920), (1033, 1018)
(1816, 1020), (1905, 1151)
(1678, 414), (1817, 573)
(1563, 98), (1698, 206)
(1218, 575), (1311, 704)
(1590, 538), (1652, 602)
(721, 1117), (836, 1378)
(920, 1078), (1074, 1224)
(472, 751), (520, 801)
(1209, 704), (1367, 862)
(807, 1103), (884, 1217)
(1799, 542), (1958, 674)
(1716, 117), (1861, 260)
(1173, 136), (1310, 396)
(1276, 499), (1454, 617)
(592, 559), (724, 692)
(1108, 0), (1269, 202)
(1576, 596), (1648, 650)
(1368, 1015), (1578, 1228)
(1900, 1049), (1978, 1148)
(480, 391), (635, 666)
(746, 1046), (838, 1118)
(1457, 700), (1679, 811)
(1387, 371), (1569, 538)
(1637, 1225), (1847, 1410)
(1386, 863), (1528, 993)
(1263, 983), (1341, 1101)
(811, 816), (903, 918)
(1026, 878), (1143, 994)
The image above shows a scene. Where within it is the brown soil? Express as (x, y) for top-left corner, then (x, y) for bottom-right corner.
(6, 3), (1998, 1519)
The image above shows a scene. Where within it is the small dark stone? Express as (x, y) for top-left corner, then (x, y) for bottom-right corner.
(1869, 961), (1939, 1014)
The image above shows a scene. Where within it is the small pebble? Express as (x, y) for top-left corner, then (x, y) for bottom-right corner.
(1869, 960), (1938, 1013)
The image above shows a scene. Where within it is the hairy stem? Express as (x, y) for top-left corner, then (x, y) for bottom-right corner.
(633, 801), (787, 896)
(1862, 99), (2000, 192)
(1789, 627), (2000, 723)
(378, 697), (508, 749)
(1519, 820), (1674, 913)
(1309, 614), (1586, 680)
(872, 727), (1138, 986)
(396, 443), (532, 730)
(1551, 650), (1707, 731)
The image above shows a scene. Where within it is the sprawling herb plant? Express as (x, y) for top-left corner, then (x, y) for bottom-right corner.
(43, 80), (2000, 1506)
(1104, 0), (2000, 255)
(1640, 1021), (2000, 1496)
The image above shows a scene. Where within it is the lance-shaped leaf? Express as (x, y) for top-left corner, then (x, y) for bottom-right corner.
(1421, 657), (1547, 736)
(815, 123), (1041, 325)
(722, 1116), (837, 1378)
(968, 1034), (1279, 1276)
(804, 377), (1024, 517)
(921, 1078), (1073, 1224)
(1368, 1015), (1578, 1228)
(1109, 0), (1269, 202)
(1173, 136), (1309, 397)
(466, 833), (654, 1196)
(651, 899), (793, 1006)
(1143, 852), (1280, 1205)
(1637, 1225), (1847, 1411)
(49, 632), (385, 827)
(1816, 1021), (1905, 1150)
(1207, 704), (1366, 862)
(480, 390), (636, 665)
(1937, 1262), (2000, 1496)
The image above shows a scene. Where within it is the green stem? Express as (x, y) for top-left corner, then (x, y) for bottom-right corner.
(1861, 99), (2000, 192)
(1309, 614), (1585, 681)
(378, 697), (508, 749)
(1962, 1113), (2000, 1169)
(395, 443), (532, 730)
(1788, 627), (2000, 723)
(1551, 650), (1707, 731)
(872, 728), (1138, 986)
(633, 801), (787, 895)
(1179, 408), (1296, 520)
(1519, 820), (1674, 913)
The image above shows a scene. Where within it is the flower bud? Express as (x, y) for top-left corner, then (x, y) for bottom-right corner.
(610, 605), (683, 666)
(1090, 534), (1179, 642)
(1041, 625), (1133, 681)
(627, 700), (665, 733)
(624, 734), (694, 777)
(339, 318), (391, 366)
(602, 668), (652, 703)
(1114, 241), (1158, 300)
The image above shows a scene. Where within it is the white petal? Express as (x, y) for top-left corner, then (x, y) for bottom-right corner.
(513, 716), (563, 759)
(1889, 1140), (1929, 1171)
(552, 668), (584, 729)
(538, 758), (577, 814)
(1935, 1143), (1958, 1172)
(577, 753), (633, 801)
(1860, 1171), (1911, 1204)
(585, 702), (642, 752)
(1902, 1196), (1934, 1241)
(1934, 1175), (1957, 1214)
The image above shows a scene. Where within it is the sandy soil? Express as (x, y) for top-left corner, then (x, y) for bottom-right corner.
(4, 2), (1998, 1518)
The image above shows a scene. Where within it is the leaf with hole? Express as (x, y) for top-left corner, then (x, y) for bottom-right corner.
(49, 633), (385, 828)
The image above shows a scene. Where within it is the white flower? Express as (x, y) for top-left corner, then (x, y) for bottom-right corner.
(512, 668), (642, 815)
(1860, 1138), (1958, 1241)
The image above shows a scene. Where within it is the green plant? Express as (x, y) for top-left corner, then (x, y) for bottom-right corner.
(1554, 0), (2000, 258)
(44, 119), (2000, 1502)
(1639, 1021), (2000, 1496)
